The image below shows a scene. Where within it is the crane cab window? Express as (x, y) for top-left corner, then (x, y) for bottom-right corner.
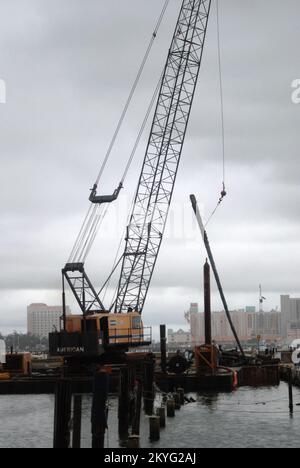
(132, 316), (142, 329)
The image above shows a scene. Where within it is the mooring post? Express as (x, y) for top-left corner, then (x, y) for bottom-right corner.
(132, 379), (143, 437)
(178, 388), (185, 406)
(156, 406), (166, 428)
(127, 436), (140, 448)
(149, 416), (160, 441)
(127, 367), (135, 427)
(288, 367), (294, 414)
(72, 394), (82, 449)
(174, 392), (181, 410)
(160, 325), (167, 374)
(53, 379), (72, 449)
(166, 398), (175, 417)
(144, 354), (155, 416)
(118, 367), (130, 440)
(91, 370), (109, 449)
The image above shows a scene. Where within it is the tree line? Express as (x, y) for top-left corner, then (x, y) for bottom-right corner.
(0, 332), (48, 352)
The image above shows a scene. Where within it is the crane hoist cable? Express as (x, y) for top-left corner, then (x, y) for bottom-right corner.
(205, 0), (227, 227)
(88, 169), (142, 311)
(68, 203), (94, 262)
(68, 204), (99, 263)
(69, 73), (162, 264)
(217, 0), (226, 189)
(94, 0), (170, 188)
(79, 73), (163, 264)
(120, 74), (163, 185)
(67, 0), (170, 264)
(82, 205), (109, 263)
(74, 205), (103, 262)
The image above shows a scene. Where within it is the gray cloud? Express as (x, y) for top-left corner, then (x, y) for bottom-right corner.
(0, 0), (300, 332)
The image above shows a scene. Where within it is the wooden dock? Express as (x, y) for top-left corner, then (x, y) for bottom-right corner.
(0, 364), (281, 395)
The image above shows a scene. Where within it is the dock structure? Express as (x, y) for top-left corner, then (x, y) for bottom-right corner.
(0, 361), (281, 396)
(0, 348), (282, 449)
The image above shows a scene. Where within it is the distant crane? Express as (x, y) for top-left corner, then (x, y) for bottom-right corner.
(259, 284), (267, 312)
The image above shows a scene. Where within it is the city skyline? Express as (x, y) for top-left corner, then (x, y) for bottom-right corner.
(170, 296), (300, 346)
(0, 292), (297, 339)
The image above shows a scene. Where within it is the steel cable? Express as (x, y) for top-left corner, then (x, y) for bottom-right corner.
(67, 0), (170, 264)
(94, 0), (170, 187)
(205, 0), (226, 227)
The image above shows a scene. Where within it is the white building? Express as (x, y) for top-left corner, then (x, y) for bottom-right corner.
(281, 295), (300, 339)
(27, 303), (71, 338)
(168, 329), (191, 347)
(185, 303), (204, 344)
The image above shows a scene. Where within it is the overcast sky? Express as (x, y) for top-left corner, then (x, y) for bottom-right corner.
(0, 0), (299, 335)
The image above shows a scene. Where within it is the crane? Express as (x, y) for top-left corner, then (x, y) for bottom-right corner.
(50, 0), (212, 358)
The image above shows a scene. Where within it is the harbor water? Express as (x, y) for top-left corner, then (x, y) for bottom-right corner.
(0, 383), (299, 448)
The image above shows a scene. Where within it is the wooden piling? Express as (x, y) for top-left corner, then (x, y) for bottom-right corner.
(167, 399), (175, 417)
(127, 436), (140, 448)
(144, 355), (155, 416)
(178, 388), (185, 406)
(149, 416), (160, 441)
(72, 394), (82, 449)
(156, 406), (166, 428)
(53, 379), (72, 449)
(174, 392), (181, 410)
(288, 368), (294, 414)
(118, 368), (130, 440)
(160, 325), (167, 374)
(91, 371), (109, 449)
(132, 380), (143, 437)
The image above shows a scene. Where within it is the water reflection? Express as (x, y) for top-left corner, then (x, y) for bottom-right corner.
(0, 383), (300, 448)
(197, 392), (220, 411)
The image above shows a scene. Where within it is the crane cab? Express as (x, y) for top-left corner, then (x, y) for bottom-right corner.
(49, 311), (152, 357)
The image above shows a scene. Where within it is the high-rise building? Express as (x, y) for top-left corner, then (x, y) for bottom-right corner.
(27, 303), (71, 338)
(211, 310), (251, 343)
(186, 303), (282, 344)
(185, 303), (204, 344)
(252, 311), (281, 338)
(281, 295), (300, 339)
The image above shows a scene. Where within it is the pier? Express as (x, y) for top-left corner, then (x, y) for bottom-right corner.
(0, 359), (280, 396)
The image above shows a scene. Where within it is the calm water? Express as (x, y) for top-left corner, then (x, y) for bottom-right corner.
(0, 383), (299, 448)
